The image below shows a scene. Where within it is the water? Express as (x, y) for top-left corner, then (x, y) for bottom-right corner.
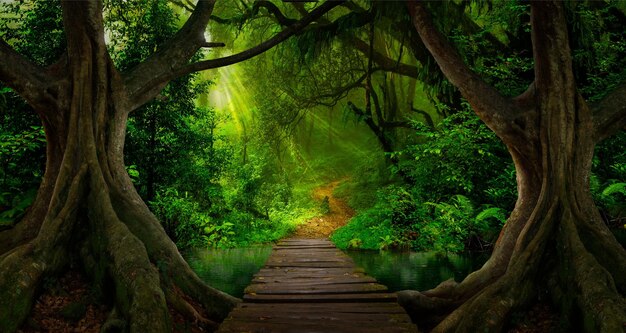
(184, 246), (273, 298)
(185, 246), (488, 298)
(345, 250), (488, 292)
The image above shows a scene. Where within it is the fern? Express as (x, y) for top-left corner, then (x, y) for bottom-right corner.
(601, 183), (626, 197)
(452, 195), (474, 214)
(476, 207), (507, 223)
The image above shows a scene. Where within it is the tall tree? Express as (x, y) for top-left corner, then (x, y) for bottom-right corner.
(399, 1), (626, 332)
(0, 1), (343, 332)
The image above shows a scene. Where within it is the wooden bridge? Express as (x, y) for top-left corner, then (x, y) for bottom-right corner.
(216, 238), (418, 333)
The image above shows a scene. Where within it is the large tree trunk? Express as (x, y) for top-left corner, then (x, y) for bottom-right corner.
(0, 2), (237, 332)
(399, 1), (626, 332)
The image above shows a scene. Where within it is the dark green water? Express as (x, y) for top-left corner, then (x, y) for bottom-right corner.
(184, 246), (273, 297)
(185, 247), (488, 298)
(345, 250), (488, 292)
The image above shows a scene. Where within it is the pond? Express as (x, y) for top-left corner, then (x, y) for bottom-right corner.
(184, 246), (273, 298)
(185, 246), (488, 298)
(345, 250), (488, 292)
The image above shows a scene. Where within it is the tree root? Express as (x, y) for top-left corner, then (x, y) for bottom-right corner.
(559, 216), (626, 332)
(398, 199), (536, 329)
(89, 181), (171, 333)
(110, 187), (239, 321)
(165, 285), (218, 331)
(400, 198), (626, 332)
(0, 165), (87, 332)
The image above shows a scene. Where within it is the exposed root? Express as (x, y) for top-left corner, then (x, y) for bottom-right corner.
(576, 216), (626, 293)
(92, 191), (170, 333)
(110, 186), (239, 321)
(398, 200), (536, 329)
(0, 166), (86, 332)
(0, 244), (48, 333)
(165, 285), (218, 331)
(101, 308), (126, 333)
(559, 216), (626, 332)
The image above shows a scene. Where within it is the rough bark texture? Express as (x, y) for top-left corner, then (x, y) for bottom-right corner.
(399, 1), (626, 332)
(0, 0), (345, 331)
(0, 1), (257, 332)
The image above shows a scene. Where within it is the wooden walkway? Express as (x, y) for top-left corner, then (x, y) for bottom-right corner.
(216, 238), (418, 333)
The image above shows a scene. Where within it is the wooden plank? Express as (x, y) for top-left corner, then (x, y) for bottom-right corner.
(227, 311), (412, 323)
(235, 303), (407, 314)
(218, 321), (418, 333)
(273, 245), (337, 250)
(255, 267), (365, 275)
(245, 282), (387, 294)
(243, 292), (398, 303)
(266, 257), (353, 263)
(228, 312), (410, 323)
(252, 276), (377, 284)
(265, 262), (355, 268)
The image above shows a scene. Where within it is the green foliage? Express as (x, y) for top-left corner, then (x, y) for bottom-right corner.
(401, 107), (516, 209)
(336, 108), (515, 253)
(592, 131), (626, 229)
(601, 183), (626, 197)
(415, 195), (505, 252)
(0, 1), (63, 224)
(331, 208), (397, 251)
(0, 0), (65, 66)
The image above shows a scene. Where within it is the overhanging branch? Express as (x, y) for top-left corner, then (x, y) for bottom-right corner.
(124, 0), (217, 111)
(0, 38), (57, 112)
(127, 0), (344, 110)
(407, 2), (523, 144)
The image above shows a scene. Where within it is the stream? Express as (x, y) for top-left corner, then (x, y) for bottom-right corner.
(184, 246), (488, 298)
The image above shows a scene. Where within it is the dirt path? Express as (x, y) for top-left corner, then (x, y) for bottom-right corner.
(292, 180), (355, 238)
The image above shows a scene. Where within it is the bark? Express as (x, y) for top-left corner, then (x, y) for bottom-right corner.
(399, 1), (626, 332)
(0, 1), (241, 332)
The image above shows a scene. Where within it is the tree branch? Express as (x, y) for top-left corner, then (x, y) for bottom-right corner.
(254, 1), (298, 26)
(127, 0), (344, 110)
(407, 2), (522, 142)
(410, 107), (435, 128)
(124, 0), (217, 111)
(289, 2), (420, 78)
(593, 83), (626, 142)
(0, 38), (56, 111)
(202, 42), (225, 48)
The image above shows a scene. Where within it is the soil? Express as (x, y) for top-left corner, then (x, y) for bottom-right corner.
(292, 180), (355, 238)
(19, 271), (209, 333)
(18, 271), (108, 333)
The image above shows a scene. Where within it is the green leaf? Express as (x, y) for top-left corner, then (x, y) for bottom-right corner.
(602, 183), (626, 197)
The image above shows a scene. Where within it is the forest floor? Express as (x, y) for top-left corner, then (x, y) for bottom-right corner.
(292, 180), (355, 238)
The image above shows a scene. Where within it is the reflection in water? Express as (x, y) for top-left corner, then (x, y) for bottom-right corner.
(185, 246), (488, 298)
(184, 246), (272, 298)
(345, 250), (488, 292)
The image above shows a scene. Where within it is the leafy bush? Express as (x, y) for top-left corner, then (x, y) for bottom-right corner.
(331, 208), (397, 250)
(400, 107), (516, 209)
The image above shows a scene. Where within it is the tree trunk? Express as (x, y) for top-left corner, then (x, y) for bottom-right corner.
(400, 1), (626, 331)
(0, 2), (237, 332)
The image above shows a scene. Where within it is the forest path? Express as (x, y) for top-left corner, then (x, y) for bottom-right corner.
(292, 180), (355, 238)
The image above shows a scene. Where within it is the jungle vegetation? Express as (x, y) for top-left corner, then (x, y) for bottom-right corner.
(0, 0), (624, 332)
